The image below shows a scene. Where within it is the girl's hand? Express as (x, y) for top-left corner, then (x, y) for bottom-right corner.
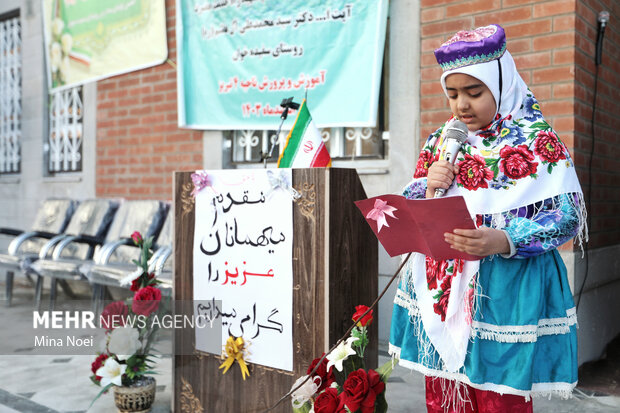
(426, 160), (459, 198)
(444, 227), (510, 257)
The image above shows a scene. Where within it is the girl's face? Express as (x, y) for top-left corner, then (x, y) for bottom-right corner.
(444, 73), (496, 132)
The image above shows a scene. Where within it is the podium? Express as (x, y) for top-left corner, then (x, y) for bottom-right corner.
(173, 168), (378, 412)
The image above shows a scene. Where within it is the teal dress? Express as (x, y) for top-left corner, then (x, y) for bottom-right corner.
(389, 179), (580, 398)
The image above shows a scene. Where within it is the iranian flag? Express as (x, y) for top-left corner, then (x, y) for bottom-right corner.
(277, 100), (332, 168)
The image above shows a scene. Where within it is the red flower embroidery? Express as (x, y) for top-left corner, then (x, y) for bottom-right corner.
(534, 131), (566, 163)
(425, 257), (439, 290)
(499, 144), (538, 179)
(438, 260), (451, 281)
(414, 150), (433, 178)
(433, 276), (452, 322)
(456, 154), (494, 190)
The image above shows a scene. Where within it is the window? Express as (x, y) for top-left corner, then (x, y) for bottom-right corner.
(46, 86), (83, 173)
(229, 125), (386, 164)
(0, 12), (21, 174)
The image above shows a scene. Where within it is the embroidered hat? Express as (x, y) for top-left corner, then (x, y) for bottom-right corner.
(434, 24), (507, 71)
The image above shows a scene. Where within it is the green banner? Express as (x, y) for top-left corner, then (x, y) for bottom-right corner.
(43, 0), (168, 91)
(177, 0), (389, 129)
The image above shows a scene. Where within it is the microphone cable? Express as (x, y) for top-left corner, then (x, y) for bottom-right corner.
(576, 11), (609, 311)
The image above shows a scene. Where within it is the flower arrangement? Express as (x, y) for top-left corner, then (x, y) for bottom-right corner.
(290, 305), (395, 413)
(90, 231), (165, 404)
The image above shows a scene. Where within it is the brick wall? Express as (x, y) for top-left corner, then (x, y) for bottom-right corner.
(96, 0), (203, 200)
(419, 0), (619, 249)
(573, 0), (619, 247)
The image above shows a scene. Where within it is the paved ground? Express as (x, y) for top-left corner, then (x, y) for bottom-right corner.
(0, 278), (619, 412)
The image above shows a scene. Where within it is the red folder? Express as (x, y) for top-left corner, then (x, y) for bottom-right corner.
(355, 194), (482, 261)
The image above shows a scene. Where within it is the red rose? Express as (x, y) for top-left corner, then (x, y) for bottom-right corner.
(425, 257), (439, 290)
(499, 145), (538, 179)
(314, 387), (345, 413)
(433, 276), (452, 322)
(367, 369), (386, 398)
(130, 272), (156, 292)
(534, 131), (566, 163)
(414, 150), (433, 178)
(91, 353), (109, 381)
(306, 354), (335, 392)
(456, 154), (494, 190)
(352, 305), (374, 327)
(100, 301), (128, 330)
(342, 369), (380, 413)
(131, 231), (143, 245)
(132, 286), (162, 316)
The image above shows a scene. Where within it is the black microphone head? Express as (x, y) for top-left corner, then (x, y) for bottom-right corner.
(445, 120), (468, 143)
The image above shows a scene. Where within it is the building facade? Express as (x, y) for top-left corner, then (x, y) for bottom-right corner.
(1, 0), (618, 364)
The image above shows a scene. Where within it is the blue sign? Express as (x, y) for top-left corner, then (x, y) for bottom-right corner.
(177, 0), (389, 129)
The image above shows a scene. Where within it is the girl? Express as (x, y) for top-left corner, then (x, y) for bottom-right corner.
(389, 24), (586, 413)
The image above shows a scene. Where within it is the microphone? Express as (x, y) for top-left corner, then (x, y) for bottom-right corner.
(595, 11), (609, 66)
(434, 120), (468, 198)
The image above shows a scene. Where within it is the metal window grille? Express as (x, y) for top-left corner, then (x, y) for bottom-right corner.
(230, 126), (385, 164)
(47, 86), (83, 173)
(0, 15), (21, 174)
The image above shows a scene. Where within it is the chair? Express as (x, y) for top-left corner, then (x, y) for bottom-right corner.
(0, 199), (76, 306)
(85, 208), (173, 313)
(31, 200), (168, 310)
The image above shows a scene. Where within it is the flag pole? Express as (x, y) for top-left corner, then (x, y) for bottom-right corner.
(262, 97), (299, 168)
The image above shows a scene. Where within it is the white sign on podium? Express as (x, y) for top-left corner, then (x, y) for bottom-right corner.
(193, 169), (293, 371)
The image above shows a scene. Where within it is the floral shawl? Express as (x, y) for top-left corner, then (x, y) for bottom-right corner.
(405, 30), (585, 373)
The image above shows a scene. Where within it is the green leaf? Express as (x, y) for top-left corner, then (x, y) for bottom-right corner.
(547, 164), (554, 174)
(89, 383), (114, 408)
(432, 290), (443, 300)
(292, 402), (313, 413)
(375, 358), (397, 383)
(485, 157), (499, 167)
(530, 121), (551, 131)
(375, 390), (389, 413)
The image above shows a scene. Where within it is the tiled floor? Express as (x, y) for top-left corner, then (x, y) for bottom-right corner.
(1, 278), (619, 412)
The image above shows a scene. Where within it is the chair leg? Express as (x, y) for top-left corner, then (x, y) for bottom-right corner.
(49, 277), (58, 311)
(34, 275), (43, 311)
(91, 284), (100, 313)
(58, 279), (76, 299)
(5, 271), (14, 307)
(25, 273), (35, 286)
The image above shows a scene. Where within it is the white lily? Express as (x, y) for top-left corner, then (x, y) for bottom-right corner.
(326, 336), (359, 372)
(108, 326), (141, 360)
(290, 375), (321, 408)
(95, 357), (126, 387)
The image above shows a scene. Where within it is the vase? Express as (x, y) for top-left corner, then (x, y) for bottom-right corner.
(113, 376), (156, 413)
